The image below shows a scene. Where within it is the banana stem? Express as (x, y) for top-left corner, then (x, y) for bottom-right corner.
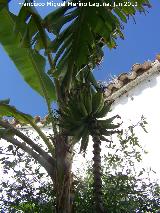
(92, 134), (105, 213)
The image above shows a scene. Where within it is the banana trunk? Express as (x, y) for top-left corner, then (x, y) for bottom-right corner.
(53, 135), (74, 213)
(92, 134), (105, 213)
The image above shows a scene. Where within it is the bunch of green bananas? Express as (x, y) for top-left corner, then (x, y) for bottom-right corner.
(59, 85), (121, 153)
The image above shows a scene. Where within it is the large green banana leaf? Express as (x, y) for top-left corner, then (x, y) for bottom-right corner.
(43, 0), (151, 90)
(0, 8), (56, 102)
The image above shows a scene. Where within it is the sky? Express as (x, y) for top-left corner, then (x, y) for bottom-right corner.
(0, 0), (160, 117)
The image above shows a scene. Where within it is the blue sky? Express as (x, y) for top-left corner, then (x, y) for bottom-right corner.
(0, 0), (160, 117)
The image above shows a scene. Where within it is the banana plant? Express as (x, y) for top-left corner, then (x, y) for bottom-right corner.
(59, 83), (121, 212)
(0, 0), (151, 212)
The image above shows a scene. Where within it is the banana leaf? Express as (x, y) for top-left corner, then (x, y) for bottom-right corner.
(43, 0), (151, 90)
(0, 103), (33, 123)
(0, 8), (56, 102)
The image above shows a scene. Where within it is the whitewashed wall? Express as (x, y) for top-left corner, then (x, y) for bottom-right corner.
(74, 63), (160, 183)
(107, 70), (160, 182)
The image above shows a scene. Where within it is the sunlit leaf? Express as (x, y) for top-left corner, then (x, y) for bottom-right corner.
(0, 8), (56, 102)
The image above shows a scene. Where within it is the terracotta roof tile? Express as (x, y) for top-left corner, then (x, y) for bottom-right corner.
(105, 55), (160, 102)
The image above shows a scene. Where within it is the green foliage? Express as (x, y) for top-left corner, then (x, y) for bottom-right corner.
(74, 169), (160, 213)
(0, 133), (54, 213)
(0, 8), (56, 102)
(43, 0), (150, 90)
(73, 118), (159, 212)
(0, 121), (159, 212)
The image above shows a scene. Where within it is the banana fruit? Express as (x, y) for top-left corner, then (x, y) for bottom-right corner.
(92, 92), (104, 115)
(95, 102), (111, 118)
(59, 82), (121, 152)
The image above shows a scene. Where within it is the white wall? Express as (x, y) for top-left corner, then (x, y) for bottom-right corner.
(109, 71), (160, 182)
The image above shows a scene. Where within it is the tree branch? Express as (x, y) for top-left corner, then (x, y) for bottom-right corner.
(1, 135), (55, 180)
(0, 120), (55, 166)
